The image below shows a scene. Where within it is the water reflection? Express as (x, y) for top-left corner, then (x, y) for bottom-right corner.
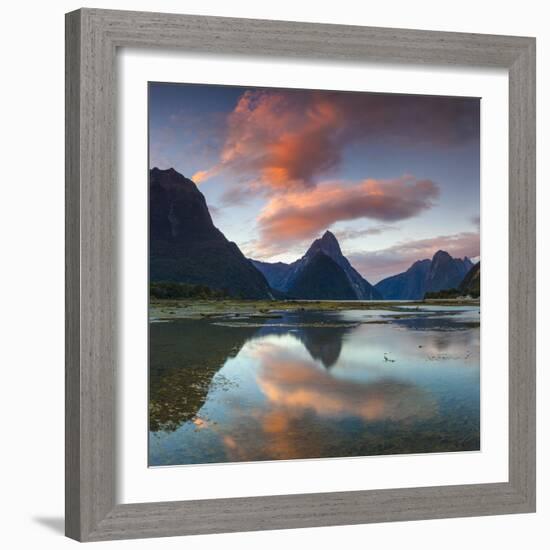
(149, 306), (480, 465)
(254, 341), (437, 422)
(295, 326), (350, 367)
(149, 320), (257, 431)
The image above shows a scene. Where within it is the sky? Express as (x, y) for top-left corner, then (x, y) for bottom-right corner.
(149, 82), (480, 283)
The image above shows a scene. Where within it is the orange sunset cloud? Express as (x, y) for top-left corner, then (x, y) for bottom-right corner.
(255, 175), (439, 253)
(192, 89), (478, 194)
(255, 355), (437, 423)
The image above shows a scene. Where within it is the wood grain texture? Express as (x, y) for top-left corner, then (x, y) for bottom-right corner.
(508, 40), (536, 508)
(66, 8), (117, 540)
(65, 10), (81, 541)
(65, 8), (536, 542)
(87, 8), (532, 67)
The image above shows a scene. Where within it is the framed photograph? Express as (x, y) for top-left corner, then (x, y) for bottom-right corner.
(65, 8), (536, 542)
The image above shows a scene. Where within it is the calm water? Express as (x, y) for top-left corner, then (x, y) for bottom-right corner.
(149, 305), (480, 466)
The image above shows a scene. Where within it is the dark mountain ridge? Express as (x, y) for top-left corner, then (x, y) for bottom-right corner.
(375, 250), (473, 300)
(373, 259), (432, 301)
(287, 250), (358, 300)
(149, 167), (473, 302)
(427, 250), (473, 293)
(149, 167), (272, 299)
(252, 231), (381, 300)
(459, 261), (480, 297)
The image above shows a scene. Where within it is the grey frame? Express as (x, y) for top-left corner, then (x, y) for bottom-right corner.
(65, 8), (536, 542)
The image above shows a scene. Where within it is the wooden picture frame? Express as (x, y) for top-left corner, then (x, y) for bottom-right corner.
(65, 8), (536, 542)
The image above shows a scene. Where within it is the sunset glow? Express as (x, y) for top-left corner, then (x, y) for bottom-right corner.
(149, 83), (480, 282)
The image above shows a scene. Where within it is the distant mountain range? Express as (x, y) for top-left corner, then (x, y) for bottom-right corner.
(374, 251), (473, 300)
(150, 167), (478, 301)
(252, 231), (381, 300)
(149, 167), (272, 299)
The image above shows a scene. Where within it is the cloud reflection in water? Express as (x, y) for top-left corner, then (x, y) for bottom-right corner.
(149, 310), (480, 465)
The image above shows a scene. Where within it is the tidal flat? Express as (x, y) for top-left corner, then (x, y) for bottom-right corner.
(149, 299), (480, 466)
(150, 297), (480, 321)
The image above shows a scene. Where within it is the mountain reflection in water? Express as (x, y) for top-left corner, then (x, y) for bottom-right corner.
(149, 307), (480, 465)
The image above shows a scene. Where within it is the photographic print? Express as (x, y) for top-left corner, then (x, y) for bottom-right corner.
(148, 83), (481, 467)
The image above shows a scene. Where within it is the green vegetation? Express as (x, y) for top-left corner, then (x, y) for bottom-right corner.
(424, 288), (479, 299)
(150, 281), (229, 300)
(424, 288), (461, 299)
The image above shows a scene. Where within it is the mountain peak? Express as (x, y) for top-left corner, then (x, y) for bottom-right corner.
(321, 230), (337, 241)
(149, 167), (215, 240)
(150, 167), (201, 196)
(306, 230), (342, 260)
(149, 167), (272, 298)
(151, 166), (178, 175)
(376, 251), (475, 300)
(432, 249), (452, 260)
(287, 251), (357, 300)
(253, 229), (381, 300)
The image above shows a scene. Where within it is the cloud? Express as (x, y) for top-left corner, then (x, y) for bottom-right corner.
(335, 224), (398, 241)
(214, 337), (438, 462)
(253, 175), (439, 254)
(191, 169), (214, 184)
(257, 358), (436, 422)
(348, 231), (480, 283)
(219, 185), (255, 206)
(192, 89), (479, 192)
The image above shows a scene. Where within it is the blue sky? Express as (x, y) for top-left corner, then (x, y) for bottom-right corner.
(149, 82), (480, 282)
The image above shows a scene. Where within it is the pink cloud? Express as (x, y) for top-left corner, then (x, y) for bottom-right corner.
(334, 224), (398, 241)
(254, 345), (437, 422)
(254, 175), (439, 254)
(192, 89), (479, 194)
